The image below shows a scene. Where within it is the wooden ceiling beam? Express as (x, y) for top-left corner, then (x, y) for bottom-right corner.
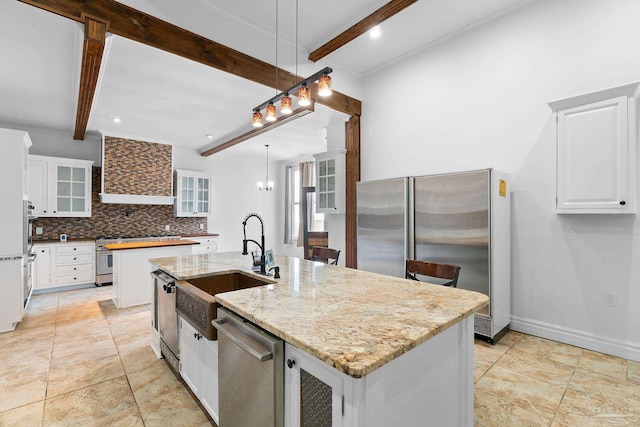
(200, 103), (315, 157)
(308, 0), (417, 63)
(74, 15), (106, 140)
(19, 0), (361, 117)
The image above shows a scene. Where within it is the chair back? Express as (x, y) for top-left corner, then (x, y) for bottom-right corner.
(311, 246), (341, 265)
(405, 259), (461, 287)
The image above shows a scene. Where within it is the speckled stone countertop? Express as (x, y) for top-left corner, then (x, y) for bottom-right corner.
(149, 252), (488, 378)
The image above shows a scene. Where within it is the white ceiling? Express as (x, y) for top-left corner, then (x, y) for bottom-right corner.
(0, 0), (531, 161)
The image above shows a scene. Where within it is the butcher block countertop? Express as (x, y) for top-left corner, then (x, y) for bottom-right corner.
(149, 252), (488, 378)
(105, 239), (199, 251)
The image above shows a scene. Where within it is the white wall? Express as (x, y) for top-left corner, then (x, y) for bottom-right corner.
(362, 0), (640, 361)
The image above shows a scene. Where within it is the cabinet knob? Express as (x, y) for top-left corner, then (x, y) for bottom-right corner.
(620, 201), (626, 205)
(194, 332), (198, 339)
(73, 248), (77, 250)
(287, 359), (296, 369)
(44, 210), (47, 213)
(73, 257), (77, 260)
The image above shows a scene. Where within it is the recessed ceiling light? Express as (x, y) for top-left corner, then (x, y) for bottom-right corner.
(369, 25), (382, 39)
(112, 117), (122, 124)
(206, 134), (213, 139)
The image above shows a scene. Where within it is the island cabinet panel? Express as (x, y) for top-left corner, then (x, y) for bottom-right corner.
(285, 316), (474, 427)
(549, 82), (639, 214)
(179, 316), (219, 424)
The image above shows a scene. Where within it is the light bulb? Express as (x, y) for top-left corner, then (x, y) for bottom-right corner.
(252, 110), (263, 127)
(281, 95), (292, 114)
(318, 74), (332, 97)
(265, 103), (277, 122)
(298, 85), (311, 106)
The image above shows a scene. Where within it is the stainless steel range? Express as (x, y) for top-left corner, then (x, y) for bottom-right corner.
(95, 235), (181, 286)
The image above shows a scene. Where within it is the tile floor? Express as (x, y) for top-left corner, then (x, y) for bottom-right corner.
(1, 287), (639, 426)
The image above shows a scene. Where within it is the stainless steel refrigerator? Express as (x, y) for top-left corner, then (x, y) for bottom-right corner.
(357, 169), (510, 342)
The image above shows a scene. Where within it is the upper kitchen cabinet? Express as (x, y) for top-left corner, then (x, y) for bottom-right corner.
(313, 149), (346, 214)
(29, 155), (93, 217)
(549, 82), (640, 214)
(174, 170), (211, 217)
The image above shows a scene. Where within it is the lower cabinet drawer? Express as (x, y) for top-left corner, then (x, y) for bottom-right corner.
(192, 245), (217, 254)
(56, 244), (94, 255)
(56, 270), (95, 286)
(56, 263), (94, 277)
(56, 253), (94, 264)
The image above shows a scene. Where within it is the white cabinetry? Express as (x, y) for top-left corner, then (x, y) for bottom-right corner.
(285, 344), (344, 427)
(174, 170), (211, 217)
(549, 82), (639, 214)
(187, 236), (218, 254)
(179, 316), (219, 424)
(29, 155), (93, 217)
(313, 149), (346, 214)
(0, 129), (32, 332)
(53, 243), (95, 287)
(32, 244), (52, 290)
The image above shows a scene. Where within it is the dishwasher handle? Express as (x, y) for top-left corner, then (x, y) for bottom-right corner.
(213, 318), (273, 362)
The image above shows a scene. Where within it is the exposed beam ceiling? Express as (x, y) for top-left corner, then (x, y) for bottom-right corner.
(200, 103), (315, 157)
(19, 0), (362, 127)
(74, 16), (106, 140)
(308, 0), (417, 63)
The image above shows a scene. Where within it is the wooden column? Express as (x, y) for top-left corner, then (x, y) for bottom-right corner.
(345, 115), (361, 268)
(74, 16), (106, 140)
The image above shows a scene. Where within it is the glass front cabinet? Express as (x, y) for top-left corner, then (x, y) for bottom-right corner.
(174, 169), (211, 217)
(28, 155), (93, 217)
(313, 149), (346, 214)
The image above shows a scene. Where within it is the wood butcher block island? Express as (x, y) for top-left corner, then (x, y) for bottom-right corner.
(104, 239), (198, 251)
(150, 252), (488, 426)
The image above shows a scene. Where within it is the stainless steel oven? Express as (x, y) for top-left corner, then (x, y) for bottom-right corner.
(95, 248), (113, 285)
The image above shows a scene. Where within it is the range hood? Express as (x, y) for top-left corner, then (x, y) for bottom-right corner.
(100, 135), (175, 205)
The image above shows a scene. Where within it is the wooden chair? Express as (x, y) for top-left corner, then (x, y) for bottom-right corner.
(311, 246), (341, 265)
(405, 259), (461, 288)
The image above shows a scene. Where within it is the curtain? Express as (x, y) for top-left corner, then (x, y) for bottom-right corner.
(283, 166), (292, 244)
(297, 162), (314, 247)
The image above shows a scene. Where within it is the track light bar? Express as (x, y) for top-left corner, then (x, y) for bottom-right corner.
(253, 66), (332, 112)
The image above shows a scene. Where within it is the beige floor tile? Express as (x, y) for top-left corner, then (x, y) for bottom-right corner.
(511, 334), (556, 357)
(127, 359), (184, 405)
(496, 346), (575, 387)
(0, 400), (44, 426)
(555, 369), (640, 426)
(474, 358), (493, 383)
(0, 325), (55, 349)
(120, 345), (162, 376)
(82, 406), (144, 427)
(496, 330), (524, 348)
(43, 376), (137, 426)
(98, 299), (149, 319)
(628, 360), (640, 383)
(578, 349), (628, 380)
(46, 354), (125, 398)
(474, 389), (552, 427)
(137, 386), (213, 427)
(549, 342), (583, 367)
(55, 303), (104, 326)
(51, 337), (118, 367)
(476, 365), (565, 418)
(474, 341), (510, 364)
(0, 372), (48, 413)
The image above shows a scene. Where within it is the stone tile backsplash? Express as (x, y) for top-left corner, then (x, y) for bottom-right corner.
(32, 167), (204, 240)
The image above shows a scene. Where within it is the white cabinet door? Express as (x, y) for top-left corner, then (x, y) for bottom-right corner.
(179, 317), (201, 395)
(313, 150), (346, 214)
(285, 344), (344, 427)
(29, 159), (49, 216)
(175, 170), (211, 217)
(33, 245), (51, 290)
(53, 163), (91, 216)
(199, 338), (219, 424)
(550, 82), (638, 214)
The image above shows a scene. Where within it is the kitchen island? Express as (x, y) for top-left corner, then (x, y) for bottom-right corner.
(107, 239), (198, 308)
(150, 252), (488, 426)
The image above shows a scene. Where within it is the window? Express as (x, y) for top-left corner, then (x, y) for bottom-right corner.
(286, 163), (324, 245)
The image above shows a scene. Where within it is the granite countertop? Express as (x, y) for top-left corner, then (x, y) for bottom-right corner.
(105, 239), (199, 251)
(180, 233), (220, 238)
(149, 252), (488, 378)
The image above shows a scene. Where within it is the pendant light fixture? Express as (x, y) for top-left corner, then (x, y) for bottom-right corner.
(250, 0), (333, 125)
(257, 144), (274, 191)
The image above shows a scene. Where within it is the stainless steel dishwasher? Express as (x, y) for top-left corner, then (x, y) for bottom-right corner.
(213, 307), (284, 427)
(152, 270), (180, 372)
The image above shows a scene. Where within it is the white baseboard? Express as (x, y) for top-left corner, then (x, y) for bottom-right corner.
(510, 315), (640, 363)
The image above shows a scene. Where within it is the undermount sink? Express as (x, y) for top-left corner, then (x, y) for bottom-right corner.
(176, 272), (271, 340)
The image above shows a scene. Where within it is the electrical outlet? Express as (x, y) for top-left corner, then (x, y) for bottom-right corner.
(199, 224), (204, 230)
(605, 293), (617, 307)
(36, 227), (43, 235)
(165, 225), (170, 231)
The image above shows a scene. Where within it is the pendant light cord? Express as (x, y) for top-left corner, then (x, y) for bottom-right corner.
(295, 0), (298, 83)
(275, 0), (278, 94)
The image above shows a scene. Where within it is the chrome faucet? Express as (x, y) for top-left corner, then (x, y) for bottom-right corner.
(242, 213), (267, 275)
